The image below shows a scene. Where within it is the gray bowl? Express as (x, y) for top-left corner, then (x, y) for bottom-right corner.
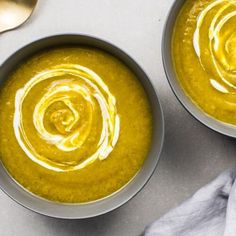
(0, 34), (164, 219)
(162, 0), (236, 137)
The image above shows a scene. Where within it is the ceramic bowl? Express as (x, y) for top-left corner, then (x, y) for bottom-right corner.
(162, 0), (236, 137)
(0, 34), (164, 218)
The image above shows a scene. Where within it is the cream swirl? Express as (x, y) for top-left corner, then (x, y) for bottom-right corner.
(193, 0), (236, 94)
(14, 64), (120, 172)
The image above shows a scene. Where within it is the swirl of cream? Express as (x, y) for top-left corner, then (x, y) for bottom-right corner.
(14, 64), (120, 172)
(193, 0), (236, 94)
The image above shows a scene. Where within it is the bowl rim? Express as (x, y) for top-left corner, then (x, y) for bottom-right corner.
(0, 34), (165, 219)
(162, 0), (236, 138)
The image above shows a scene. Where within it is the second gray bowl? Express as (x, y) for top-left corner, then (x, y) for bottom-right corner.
(162, 0), (236, 138)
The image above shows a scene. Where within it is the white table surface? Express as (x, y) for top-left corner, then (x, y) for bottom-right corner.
(1, 0), (236, 235)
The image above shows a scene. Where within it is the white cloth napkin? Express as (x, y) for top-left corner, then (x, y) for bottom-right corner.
(145, 169), (236, 236)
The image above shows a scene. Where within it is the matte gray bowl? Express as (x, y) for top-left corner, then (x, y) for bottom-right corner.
(0, 34), (164, 219)
(162, 0), (236, 137)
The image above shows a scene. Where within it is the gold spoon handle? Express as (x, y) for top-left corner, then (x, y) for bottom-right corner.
(0, 0), (37, 33)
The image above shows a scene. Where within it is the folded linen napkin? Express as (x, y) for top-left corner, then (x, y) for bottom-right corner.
(144, 169), (236, 236)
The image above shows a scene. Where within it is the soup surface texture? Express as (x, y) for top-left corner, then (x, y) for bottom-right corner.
(173, 0), (236, 125)
(0, 47), (152, 203)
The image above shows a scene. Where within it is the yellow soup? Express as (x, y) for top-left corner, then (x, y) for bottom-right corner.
(0, 47), (152, 203)
(173, 0), (236, 125)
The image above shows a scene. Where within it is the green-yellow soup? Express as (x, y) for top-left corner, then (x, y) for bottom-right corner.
(173, 0), (236, 125)
(0, 47), (152, 203)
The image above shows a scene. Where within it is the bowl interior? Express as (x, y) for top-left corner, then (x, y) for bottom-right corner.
(0, 34), (164, 219)
(162, 0), (236, 137)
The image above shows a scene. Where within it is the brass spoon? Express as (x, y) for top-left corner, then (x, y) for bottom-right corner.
(0, 0), (38, 33)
